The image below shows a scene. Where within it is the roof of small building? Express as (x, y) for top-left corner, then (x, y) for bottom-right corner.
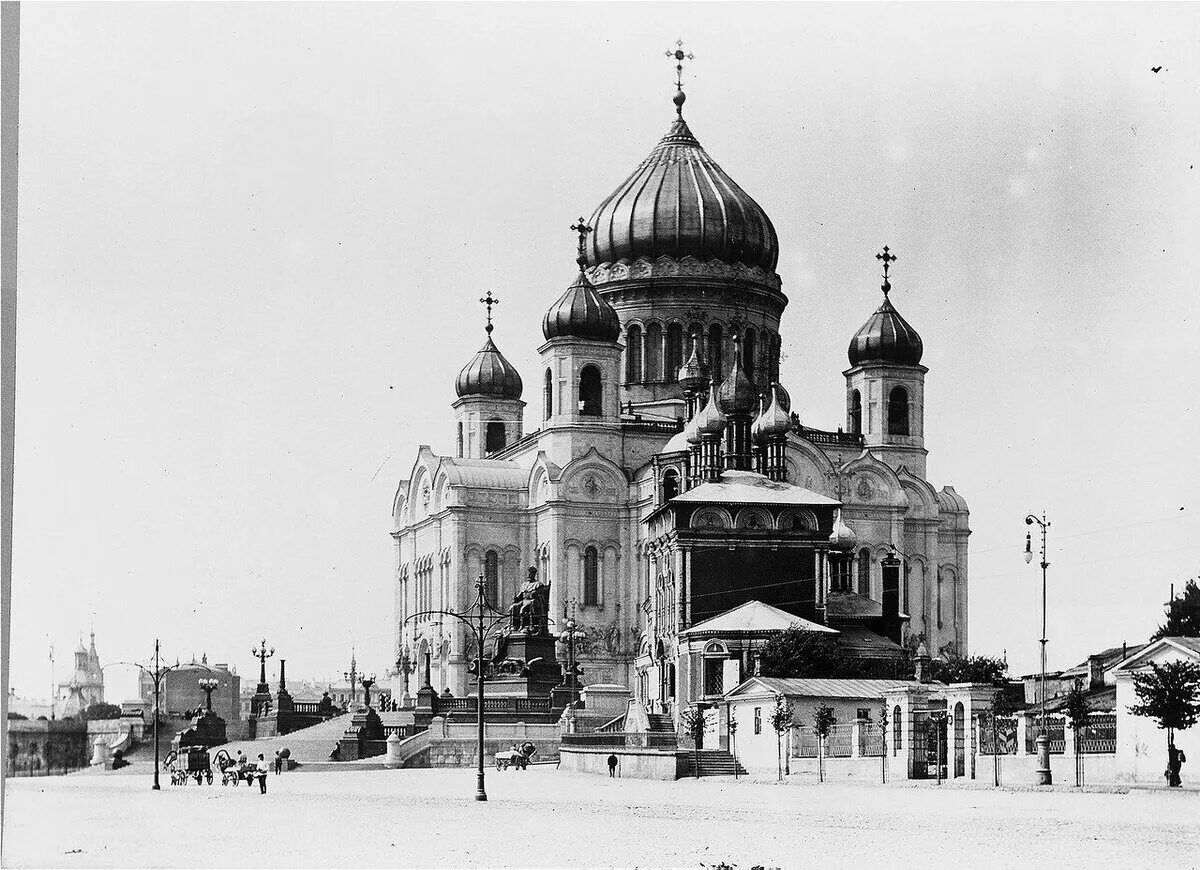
(680, 600), (838, 637)
(669, 470), (839, 507)
(834, 627), (905, 659)
(1111, 636), (1200, 673)
(726, 676), (916, 701)
(825, 591), (883, 620)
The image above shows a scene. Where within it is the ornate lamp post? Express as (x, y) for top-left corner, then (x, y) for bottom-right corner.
(558, 610), (585, 714)
(395, 650), (415, 707)
(1025, 511), (1052, 786)
(360, 674), (376, 709)
(198, 677), (219, 714)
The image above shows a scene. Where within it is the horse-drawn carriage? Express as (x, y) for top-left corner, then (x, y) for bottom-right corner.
(164, 746), (213, 786)
(494, 742), (537, 771)
(213, 749), (258, 786)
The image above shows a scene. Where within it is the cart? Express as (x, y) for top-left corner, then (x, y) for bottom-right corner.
(213, 749), (258, 786)
(494, 742), (537, 771)
(165, 746), (213, 785)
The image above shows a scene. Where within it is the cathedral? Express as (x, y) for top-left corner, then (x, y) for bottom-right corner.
(389, 73), (969, 724)
(57, 631), (105, 718)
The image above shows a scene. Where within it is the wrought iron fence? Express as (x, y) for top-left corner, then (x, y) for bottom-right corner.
(825, 723), (853, 757)
(978, 715), (1019, 755)
(1079, 713), (1117, 754)
(1024, 716), (1066, 755)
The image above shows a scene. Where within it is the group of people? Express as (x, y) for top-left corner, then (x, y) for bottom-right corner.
(232, 748), (288, 793)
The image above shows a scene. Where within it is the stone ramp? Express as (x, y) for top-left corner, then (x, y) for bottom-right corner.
(213, 714), (355, 765)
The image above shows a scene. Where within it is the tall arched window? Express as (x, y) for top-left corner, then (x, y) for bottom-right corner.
(483, 550), (499, 606)
(485, 421), (506, 454)
(707, 323), (723, 381)
(579, 365), (602, 417)
(857, 548), (871, 596)
(661, 469), (679, 503)
(625, 325), (643, 383)
(892, 705), (902, 756)
(583, 546), (599, 605)
(888, 386), (910, 436)
(770, 332), (782, 383)
(743, 327), (757, 383)
(665, 323), (684, 380)
(644, 323), (663, 382)
(543, 369), (553, 421)
(849, 390), (862, 434)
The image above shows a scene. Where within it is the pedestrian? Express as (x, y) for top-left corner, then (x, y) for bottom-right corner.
(273, 750), (282, 775)
(236, 749), (246, 769)
(607, 753), (618, 778)
(256, 753), (270, 794)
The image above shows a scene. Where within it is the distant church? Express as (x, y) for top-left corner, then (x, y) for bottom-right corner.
(389, 69), (969, 724)
(57, 631), (104, 717)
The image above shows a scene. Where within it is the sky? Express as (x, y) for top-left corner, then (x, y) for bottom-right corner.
(10, 2), (1200, 703)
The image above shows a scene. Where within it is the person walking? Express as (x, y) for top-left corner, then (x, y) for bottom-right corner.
(273, 750), (282, 775)
(607, 754), (618, 778)
(256, 753), (270, 794)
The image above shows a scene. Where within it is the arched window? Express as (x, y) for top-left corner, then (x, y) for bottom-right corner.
(661, 469), (679, 502)
(770, 332), (782, 383)
(743, 327), (757, 383)
(707, 323), (723, 381)
(583, 546), (599, 605)
(456, 422), (464, 458)
(888, 386), (910, 436)
(625, 325), (643, 383)
(485, 421), (506, 454)
(579, 365), (602, 417)
(858, 548), (871, 596)
(644, 323), (663, 382)
(483, 550), (499, 606)
(543, 369), (553, 421)
(849, 390), (862, 434)
(892, 705), (902, 756)
(665, 323), (684, 380)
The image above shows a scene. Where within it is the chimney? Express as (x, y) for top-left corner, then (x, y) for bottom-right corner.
(914, 642), (931, 683)
(1087, 655), (1105, 689)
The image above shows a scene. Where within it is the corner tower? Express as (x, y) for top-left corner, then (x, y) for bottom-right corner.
(453, 292), (524, 458)
(844, 247), (928, 477)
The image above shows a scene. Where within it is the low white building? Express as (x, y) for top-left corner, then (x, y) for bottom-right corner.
(1112, 636), (1200, 785)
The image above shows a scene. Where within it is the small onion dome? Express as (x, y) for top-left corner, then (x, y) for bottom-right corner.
(828, 508), (858, 551)
(455, 334), (523, 399)
(772, 380), (791, 413)
(752, 384), (791, 442)
(848, 286), (924, 366)
(689, 380), (727, 442)
(542, 270), (620, 342)
(717, 333), (756, 416)
(677, 333), (708, 394)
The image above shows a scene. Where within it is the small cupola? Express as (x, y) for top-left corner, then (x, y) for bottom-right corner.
(543, 220), (621, 343)
(847, 246), (923, 367)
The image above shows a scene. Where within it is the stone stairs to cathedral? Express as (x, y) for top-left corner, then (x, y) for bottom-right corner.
(686, 749), (747, 777)
(645, 714), (675, 736)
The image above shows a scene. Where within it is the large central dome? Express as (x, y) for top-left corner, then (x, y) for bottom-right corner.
(584, 114), (779, 273)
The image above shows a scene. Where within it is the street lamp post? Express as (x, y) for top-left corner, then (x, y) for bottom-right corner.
(558, 609), (585, 716)
(360, 675), (376, 709)
(1025, 511), (1052, 786)
(198, 677), (219, 713)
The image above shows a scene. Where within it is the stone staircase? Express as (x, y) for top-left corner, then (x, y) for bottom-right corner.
(685, 749), (747, 777)
(645, 714), (674, 735)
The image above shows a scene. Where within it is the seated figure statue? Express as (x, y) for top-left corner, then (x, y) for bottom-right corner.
(507, 566), (551, 634)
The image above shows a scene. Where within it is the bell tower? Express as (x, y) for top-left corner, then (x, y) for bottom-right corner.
(452, 291), (524, 459)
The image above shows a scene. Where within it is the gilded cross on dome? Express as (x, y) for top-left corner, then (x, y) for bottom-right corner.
(571, 218), (592, 268)
(876, 246), (898, 294)
(479, 290), (499, 334)
(665, 39), (694, 115)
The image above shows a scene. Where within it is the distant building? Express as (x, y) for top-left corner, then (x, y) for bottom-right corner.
(7, 689), (54, 721)
(56, 632), (104, 718)
(139, 655), (240, 722)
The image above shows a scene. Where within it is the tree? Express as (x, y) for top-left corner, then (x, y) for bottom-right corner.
(680, 706), (707, 779)
(81, 702), (122, 721)
(1062, 682), (1091, 787)
(929, 654), (1009, 685)
(1129, 660), (1200, 786)
(813, 704), (835, 783)
(769, 695), (793, 781)
(1152, 579), (1200, 640)
(758, 629), (842, 678)
(878, 704), (889, 783)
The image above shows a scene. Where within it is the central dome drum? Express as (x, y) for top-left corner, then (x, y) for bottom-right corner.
(584, 116), (779, 273)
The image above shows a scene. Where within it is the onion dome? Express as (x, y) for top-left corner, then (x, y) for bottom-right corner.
(848, 249), (923, 366)
(717, 333), (756, 416)
(828, 508), (858, 551)
(677, 333), (708, 394)
(752, 384), (791, 442)
(543, 240), (621, 342)
(772, 381), (791, 413)
(688, 380), (727, 442)
(584, 110), (779, 273)
(455, 329), (523, 400)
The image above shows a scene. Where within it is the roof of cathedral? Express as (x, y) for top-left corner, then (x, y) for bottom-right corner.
(439, 458), (526, 490)
(728, 676), (916, 700)
(848, 288), (924, 367)
(670, 470), (839, 507)
(680, 600), (837, 637)
(583, 112), (779, 274)
(455, 334), (523, 400)
(542, 268), (620, 343)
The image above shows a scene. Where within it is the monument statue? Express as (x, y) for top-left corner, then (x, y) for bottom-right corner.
(507, 566), (550, 635)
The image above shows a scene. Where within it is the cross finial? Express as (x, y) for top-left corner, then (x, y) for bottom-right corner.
(571, 218), (592, 269)
(479, 290), (499, 334)
(665, 39), (694, 116)
(876, 245), (898, 294)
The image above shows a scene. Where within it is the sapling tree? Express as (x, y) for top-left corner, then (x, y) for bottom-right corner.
(769, 695), (793, 781)
(813, 704), (836, 783)
(1063, 681), (1091, 787)
(1129, 660), (1200, 787)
